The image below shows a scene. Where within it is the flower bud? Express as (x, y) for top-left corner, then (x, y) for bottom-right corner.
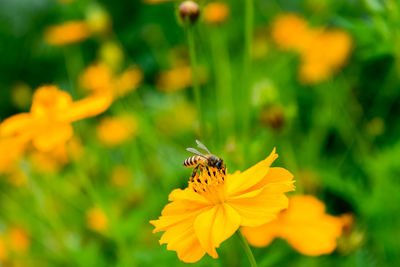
(179, 1), (200, 24)
(260, 105), (285, 131)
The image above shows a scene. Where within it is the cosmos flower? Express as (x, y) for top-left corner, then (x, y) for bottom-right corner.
(80, 63), (143, 98)
(86, 207), (108, 233)
(150, 149), (295, 263)
(241, 195), (344, 256)
(0, 136), (27, 174)
(271, 14), (352, 84)
(0, 85), (112, 153)
(271, 13), (312, 52)
(96, 114), (138, 147)
(44, 21), (90, 46)
(203, 2), (230, 25)
(8, 227), (30, 254)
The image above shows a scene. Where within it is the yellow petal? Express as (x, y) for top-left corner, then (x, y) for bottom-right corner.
(228, 189), (289, 227)
(30, 85), (73, 117)
(226, 148), (278, 197)
(278, 195), (343, 255)
(58, 92), (112, 122)
(0, 113), (34, 137)
(32, 123), (73, 152)
(168, 188), (210, 205)
(282, 215), (342, 256)
(150, 196), (209, 263)
(241, 221), (281, 247)
(194, 204), (241, 258)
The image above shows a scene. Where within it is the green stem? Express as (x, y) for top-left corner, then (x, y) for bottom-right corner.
(186, 24), (204, 138)
(242, 0), (254, 164)
(236, 230), (258, 267)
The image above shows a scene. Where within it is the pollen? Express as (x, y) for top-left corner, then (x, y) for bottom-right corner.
(189, 166), (227, 203)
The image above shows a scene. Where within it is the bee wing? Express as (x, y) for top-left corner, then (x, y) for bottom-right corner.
(196, 140), (211, 154)
(186, 147), (205, 157)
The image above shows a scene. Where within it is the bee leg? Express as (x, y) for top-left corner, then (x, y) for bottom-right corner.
(191, 165), (199, 178)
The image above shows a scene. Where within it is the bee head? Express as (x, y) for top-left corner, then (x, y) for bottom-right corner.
(215, 158), (224, 169)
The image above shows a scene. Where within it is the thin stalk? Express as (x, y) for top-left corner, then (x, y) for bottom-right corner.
(210, 28), (234, 142)
(186, 24), (204, 138)
(236, 230), (258, 267)
(242, 0), (254, 164)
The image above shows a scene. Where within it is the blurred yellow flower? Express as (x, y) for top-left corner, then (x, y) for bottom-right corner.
(0, 136), (27, 174)
(114, 66), (143, 97)
(0, 236), (7, 261)
(203, 2), (230, 24)
(271, 14), (311, 52)
(0, 85), (111, 152)
(299, 29), (352, 84)
(271, 14), (352, 84)
(80, 63), (142, 98)
(241, 195), (344, 256)
(30, 145), (69, 174)
(86, 207), (108, 233)
(80, 63), (113, 93)
(97, 114), (138, 147)
(150, 149), (295, 263)
(111, 165), (132, 187)
(157, 66), (206, 92)
(44, 21), (90, 46)
(8, 227), (30, 253)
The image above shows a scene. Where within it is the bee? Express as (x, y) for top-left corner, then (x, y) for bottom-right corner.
(183, 140), (224, 178)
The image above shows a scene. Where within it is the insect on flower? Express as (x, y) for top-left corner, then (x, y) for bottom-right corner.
(151, 146), (295, 263)
(183, 140), (224, 180)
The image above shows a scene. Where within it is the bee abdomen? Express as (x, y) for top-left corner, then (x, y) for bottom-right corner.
(183, 156), (200, 167)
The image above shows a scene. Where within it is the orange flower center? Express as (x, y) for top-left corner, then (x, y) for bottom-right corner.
(189, 166), (227, 204)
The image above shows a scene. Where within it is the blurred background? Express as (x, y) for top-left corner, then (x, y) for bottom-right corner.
(0, 0), (400, 266)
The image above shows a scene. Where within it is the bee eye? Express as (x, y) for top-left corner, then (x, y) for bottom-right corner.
(216, 160), (222, 168)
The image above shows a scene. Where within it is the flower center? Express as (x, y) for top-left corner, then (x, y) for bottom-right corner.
(189, 166), (227, 204)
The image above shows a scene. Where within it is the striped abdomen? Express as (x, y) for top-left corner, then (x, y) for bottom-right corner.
(183, 156), (206, 167)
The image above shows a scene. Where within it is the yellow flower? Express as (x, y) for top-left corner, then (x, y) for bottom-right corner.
(44, 21), (90, 46)
(80, 63), (142, 98)
(299, 29), (352, 84)
(0, 136), (27, 174)
(150, 149), (295, 263)
(241, 195), (344, 256)
(80, 63), (113, 93)
(86, 207), (108, 233)
(271, 14), (312, 52)
(97, 114), (138, 147)
(0, 85), (112, 152)
(0, 236), (7, 261)
(114, 66), (143, 97)
(271, 14), (352, 84)
(30, 144), (69, 174)
(203, 2), (230, 25)
(8, 227), (30, 254)
(111, 165), (132, 187)
(156, 66), (206, 92)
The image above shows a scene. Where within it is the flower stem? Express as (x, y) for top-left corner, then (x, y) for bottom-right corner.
(236, 230), (258, 267)
(241, 0), (254, 164)
(186, 24), (204, 138)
